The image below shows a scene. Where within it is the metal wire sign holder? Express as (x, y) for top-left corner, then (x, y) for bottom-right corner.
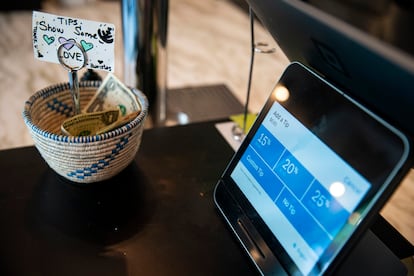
(232, 6), (276, 142)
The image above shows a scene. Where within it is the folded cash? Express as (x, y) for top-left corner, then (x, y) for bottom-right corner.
(61, 109), (120, 136)
(83, 73), (141, 116)
(62, 73), (142, 136)
(95, 110), (140, 134)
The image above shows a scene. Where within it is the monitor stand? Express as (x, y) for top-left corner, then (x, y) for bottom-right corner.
(335, 215), (413, 275)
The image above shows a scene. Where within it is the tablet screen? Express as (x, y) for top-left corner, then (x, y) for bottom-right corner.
(231, 100), (371, 275)
(218, 62), (411, 275)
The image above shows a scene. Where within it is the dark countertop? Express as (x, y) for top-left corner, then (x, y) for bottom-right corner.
(0, 120), (412, 275)
(0, 121), (257, 276)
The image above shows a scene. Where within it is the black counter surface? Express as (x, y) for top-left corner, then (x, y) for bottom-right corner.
(1, 120), (411, 275)
(0, 121), (257, 276)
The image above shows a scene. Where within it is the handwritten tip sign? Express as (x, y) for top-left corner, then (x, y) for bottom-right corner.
(32, 11), (115, 72)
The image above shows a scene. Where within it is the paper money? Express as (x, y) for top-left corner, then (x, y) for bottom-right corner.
(83, 73), (141, 116)
(61, 74), (143, 136)
(61, 109), (120, 136)
(95, 110), (140, 134)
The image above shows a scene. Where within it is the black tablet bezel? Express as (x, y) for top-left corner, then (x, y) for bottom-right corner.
(214, 62), (412, 275)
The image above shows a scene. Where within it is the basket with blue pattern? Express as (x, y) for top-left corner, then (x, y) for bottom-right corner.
(23, 81), (148, 183)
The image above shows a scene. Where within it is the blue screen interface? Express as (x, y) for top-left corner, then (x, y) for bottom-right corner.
(231, 96), (371, 275)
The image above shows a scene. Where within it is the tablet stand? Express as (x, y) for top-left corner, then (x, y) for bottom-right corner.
(371, 215), (414, 260)
(334, 215), (413, 275)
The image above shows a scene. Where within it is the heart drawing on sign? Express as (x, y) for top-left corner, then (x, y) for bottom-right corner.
(80, 40), (94, 52)
(43, 35), (55, 45)
(58, 37), (76, 50)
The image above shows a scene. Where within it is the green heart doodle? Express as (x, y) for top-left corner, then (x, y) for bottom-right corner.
(43, 35), (55, 45)
(80, 40), (94, 52)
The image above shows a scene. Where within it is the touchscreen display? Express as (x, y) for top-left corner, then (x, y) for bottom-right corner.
(230, 92), (372, 275)
(217, 62), (411, 276)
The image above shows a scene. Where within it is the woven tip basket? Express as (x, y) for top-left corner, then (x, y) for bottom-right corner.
(22, 81), (148, 184)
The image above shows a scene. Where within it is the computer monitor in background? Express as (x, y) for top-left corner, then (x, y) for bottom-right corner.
(245, 0), (414, 138)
